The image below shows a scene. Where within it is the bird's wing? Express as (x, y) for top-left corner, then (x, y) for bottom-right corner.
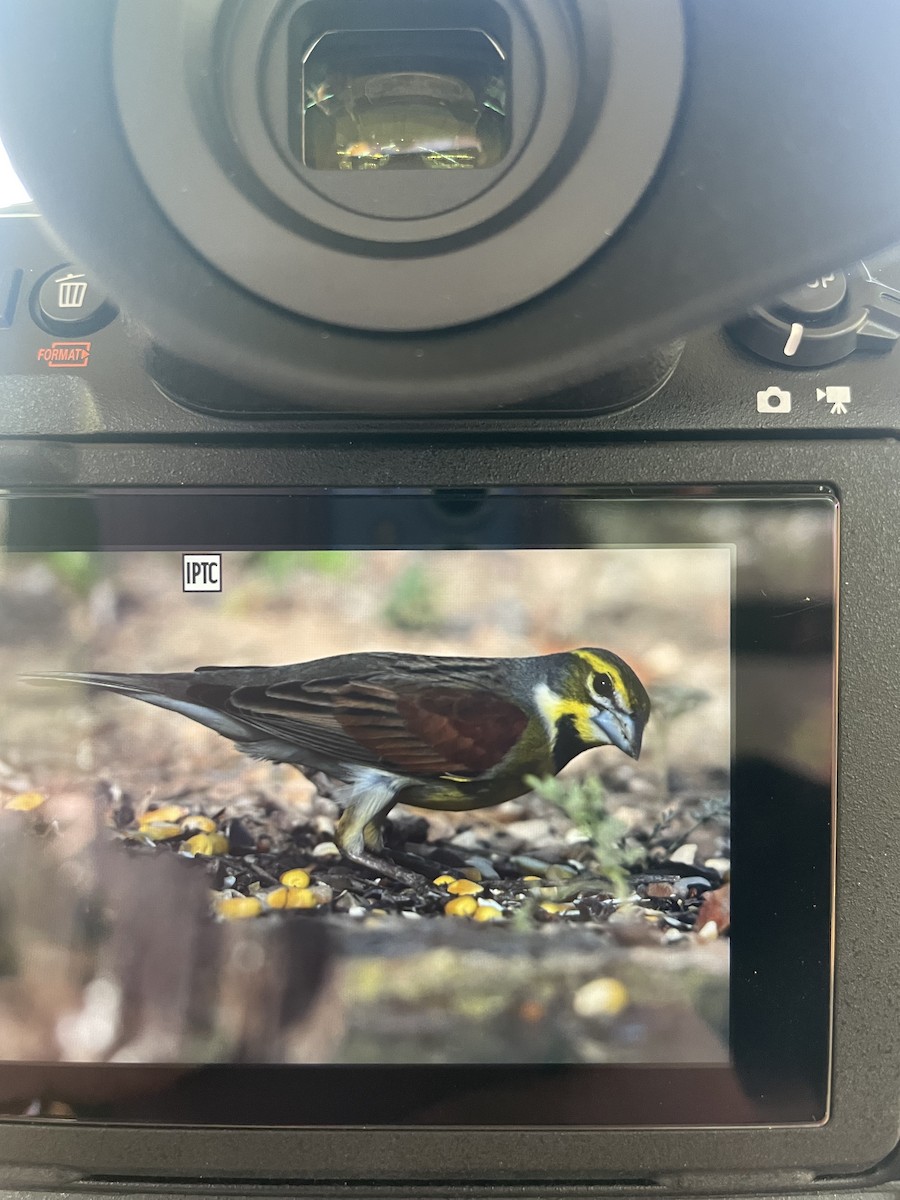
(227, 676), (529, 779)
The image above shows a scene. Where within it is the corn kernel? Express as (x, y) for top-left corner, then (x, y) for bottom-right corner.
(474, 903), (504, 922)
(540, 901), (576, 914)
(445, 895), (478, 917)
(459, 867), (483, 883)
(280, 868), (311, 889)
(141, 822), (184, 842)
(433, 874), (457, 886)
(183, 831), (229, 856)
(267, 886), (320, 909)
(573, 977), (630, 1019)
(181, 814), (217, 833)
(217, 895), (264, 920)
(447, 878), (483, 896)
(139, 804), (187, 825)
(3, 792), (45, 812)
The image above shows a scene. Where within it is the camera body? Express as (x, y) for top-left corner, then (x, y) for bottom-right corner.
(1, 1), (900, 1197)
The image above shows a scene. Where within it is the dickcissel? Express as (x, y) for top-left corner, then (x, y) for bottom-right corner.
(29, 648), (650, 887)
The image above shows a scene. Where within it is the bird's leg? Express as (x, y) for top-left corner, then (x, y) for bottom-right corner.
(336, 786), (436, 892)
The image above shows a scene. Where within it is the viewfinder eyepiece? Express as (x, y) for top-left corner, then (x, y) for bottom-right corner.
(301, 29), (510, 171)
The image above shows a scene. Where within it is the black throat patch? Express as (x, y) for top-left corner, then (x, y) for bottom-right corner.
(552, 713), (586, 774)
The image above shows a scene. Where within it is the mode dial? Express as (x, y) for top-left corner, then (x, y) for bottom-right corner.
(727, 266), (900, 367)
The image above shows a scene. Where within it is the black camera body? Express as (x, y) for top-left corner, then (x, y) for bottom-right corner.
(1, 1), (900, 1197)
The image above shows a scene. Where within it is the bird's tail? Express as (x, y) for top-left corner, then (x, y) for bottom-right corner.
(22, 671), (255, 741)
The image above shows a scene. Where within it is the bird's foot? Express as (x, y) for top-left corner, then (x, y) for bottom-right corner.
(341, 848), (446, 903)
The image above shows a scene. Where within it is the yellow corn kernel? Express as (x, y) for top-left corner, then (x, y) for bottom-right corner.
(141, 822), (184, 842)
(474, 903), (504, 922)
(183, 831), (229, 856)
(4, 792), (45, 812)
(540, 901), (576, 914)
(279, 868), (311, 889)
(444, 895), (478, 917)
(181, 814), (217, 833)
(433, 874), (457, 886)
(217, 895), (264, 920)
(447, 878), (483, 896)
(522, 875), (541, 882)
(139, 804), (187, 825)
(266, 886), (321, 909)
(573, 977), (630, 1019)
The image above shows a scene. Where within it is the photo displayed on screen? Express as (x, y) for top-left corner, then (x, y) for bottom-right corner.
(0, 545), (732, 1068)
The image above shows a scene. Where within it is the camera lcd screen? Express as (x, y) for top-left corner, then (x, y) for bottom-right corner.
(0, 490), (835, 1128)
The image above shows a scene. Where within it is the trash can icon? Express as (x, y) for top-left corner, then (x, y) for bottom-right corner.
(55, 273), (88, 309)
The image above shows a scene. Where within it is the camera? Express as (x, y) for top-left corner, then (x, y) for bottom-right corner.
(0, 1), (900, 1197)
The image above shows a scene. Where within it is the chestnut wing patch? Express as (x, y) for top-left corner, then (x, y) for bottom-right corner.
(347, 687), (529, 777)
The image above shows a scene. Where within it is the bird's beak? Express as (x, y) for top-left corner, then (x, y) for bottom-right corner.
(593, 709), (644, 759)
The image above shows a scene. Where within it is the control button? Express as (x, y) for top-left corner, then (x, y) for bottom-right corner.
(727, 265), (900, 367)
(34, 264), (116, 335)
(778, 272), (848, 320)
(0, 269), (23, 329)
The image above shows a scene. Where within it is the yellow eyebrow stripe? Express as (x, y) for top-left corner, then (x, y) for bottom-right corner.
(573, 650), (625, 697)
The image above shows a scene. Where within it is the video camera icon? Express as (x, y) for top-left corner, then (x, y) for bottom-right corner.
(756, 386), (792, 415)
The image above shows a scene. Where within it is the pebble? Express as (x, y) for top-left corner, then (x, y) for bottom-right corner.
(312, 841), (341, 858)
(564, 828), (591, 845)
(450, 828), (487, 851)
(465, 855), (500, 880)
(505, 819), (554, 845)
(645, 881), (676, 900)
(510, 855), (550, 876)
(673, 876), (713, 899)
(627, 776), (656, 796)
(669, 843), (698, 865)
(545, 864), (577, 882)
(348, 906), (367, 919)
(706, 857), (731, 878)
(612, 804), (645, 828)
(697, 919), (720, 943)
(573, 977), (630, 1019)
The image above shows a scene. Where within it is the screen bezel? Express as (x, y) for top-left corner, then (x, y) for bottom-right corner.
(0, 487), (835, 1130)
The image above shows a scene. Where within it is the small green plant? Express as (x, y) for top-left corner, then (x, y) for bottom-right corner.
(249, 550), (353, 585)
(40, 551), (104, 598)
(381, 563), (441, 632)
(524, 773), (643, 898)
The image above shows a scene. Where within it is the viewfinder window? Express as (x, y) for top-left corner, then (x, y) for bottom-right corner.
(301, 29), (510, 171)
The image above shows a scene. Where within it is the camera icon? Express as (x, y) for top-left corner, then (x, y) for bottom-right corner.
(756, 386), (792, 414)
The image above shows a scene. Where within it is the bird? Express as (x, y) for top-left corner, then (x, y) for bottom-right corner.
(25, 648), (651, 889)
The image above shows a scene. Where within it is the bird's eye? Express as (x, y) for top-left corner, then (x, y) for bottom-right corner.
(590, 672), (614, 701)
